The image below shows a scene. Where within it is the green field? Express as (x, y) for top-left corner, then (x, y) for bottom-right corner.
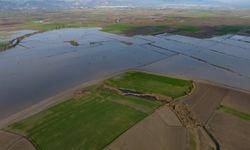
(7, 71), (193, 150)
(101, 24), (170, 35)
(178, 26), (201, 33)
(101, 24), (135, 33)
(105, 71), (193, 98)
(218, 105), (250, 121)
(215, 25), (248, 35)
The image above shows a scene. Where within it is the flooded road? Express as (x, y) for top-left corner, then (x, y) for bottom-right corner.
(1, 28), (250, 119)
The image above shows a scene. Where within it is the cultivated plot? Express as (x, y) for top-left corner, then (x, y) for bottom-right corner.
(5, 72), (192, 150)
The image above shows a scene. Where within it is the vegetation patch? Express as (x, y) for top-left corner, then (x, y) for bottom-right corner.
(6, 71), (193, 150)
(7, 87), (161, 150)
(215, 25), (250, 35)
(101, 24), (135, 33)
(101, 23), (249, 37)
(177, 26), (201, 33)
(218, 105), (250, 121)
(64, 40), (79, 46)
(0, 41), (7, 46)
(105, 71), (193, 98)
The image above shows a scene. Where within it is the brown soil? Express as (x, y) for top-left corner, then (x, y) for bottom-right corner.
(181, 83), (228, 125)
(208, 112), (250, 150)
(107, 107), (187, 150)
(221, 91), (250, 114)
(0, 131), (35, 150)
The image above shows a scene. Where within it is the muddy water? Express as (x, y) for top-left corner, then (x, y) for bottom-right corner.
(1, 28), (250, 120)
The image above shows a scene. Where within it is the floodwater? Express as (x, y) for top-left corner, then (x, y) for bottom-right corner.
(1, 28), (250, 119)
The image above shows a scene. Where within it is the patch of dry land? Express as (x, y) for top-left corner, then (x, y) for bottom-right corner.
(2, 71), (193, 150)
(181, 82), (250, 150)
(1, 71), (250, 150)
(106, 105), (187, 150)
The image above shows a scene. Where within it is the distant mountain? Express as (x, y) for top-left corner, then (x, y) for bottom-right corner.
(0, 0), (248, 10)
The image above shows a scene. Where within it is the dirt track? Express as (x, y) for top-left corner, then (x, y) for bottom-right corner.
(0, 131), (35, 150)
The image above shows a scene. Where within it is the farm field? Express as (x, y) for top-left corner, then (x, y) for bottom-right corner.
(179, 82), (250, 150)
(107, 105), (187, 150)
(105, 71), (193, 98)
(5, 71), (192, 150)
(209, 111), (250, 150)
(1, 8), (250, 38)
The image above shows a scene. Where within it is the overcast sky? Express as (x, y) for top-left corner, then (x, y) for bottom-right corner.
(7, 0), (250, 7)
(217, 0), (250, 3)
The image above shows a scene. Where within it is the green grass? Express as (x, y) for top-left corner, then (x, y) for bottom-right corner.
(102, 24), (169, 35)
(215, 25), (248, 35)
(105, 71), (193, 98)
(101, 23), (135, 33)
(218, 105), (250, 121)
(7, 71), (193, 150)
(7, 85), (161, 150)
(177, 26), (201, 33)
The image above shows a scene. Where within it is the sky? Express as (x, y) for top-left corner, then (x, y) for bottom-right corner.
(217, 0), (250, 4)
(6, 0), (250, 8)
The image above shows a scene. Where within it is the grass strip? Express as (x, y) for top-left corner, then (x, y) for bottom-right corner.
(218, 105), (250, 121)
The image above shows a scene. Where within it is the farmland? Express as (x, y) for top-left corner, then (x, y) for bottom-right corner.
(105, 71), (193, 98)
(1, 8), (250, 38)
(6, 71), (192, 150)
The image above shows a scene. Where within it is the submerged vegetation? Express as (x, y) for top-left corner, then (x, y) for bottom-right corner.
(7, 71), (193, 150)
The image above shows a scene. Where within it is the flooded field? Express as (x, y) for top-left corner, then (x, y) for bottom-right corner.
(1, 28), (250, 119)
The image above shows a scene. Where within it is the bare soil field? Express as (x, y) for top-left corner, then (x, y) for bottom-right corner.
(221, 91), (250, 114)
(0, 131), (35, 150)
(208, 111), (250, 150)
(107, 106), (187, 150)
(180, 82), (250, 150)
(181, 83), (228, 124)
